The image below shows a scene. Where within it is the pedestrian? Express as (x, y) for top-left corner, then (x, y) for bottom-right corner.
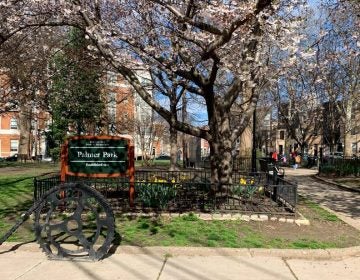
(271, 150), (278, 163)
(294, 154), (301, 169)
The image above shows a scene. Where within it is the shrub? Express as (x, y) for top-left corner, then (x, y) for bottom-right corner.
(319, 165), (337, 175)
(320, 160), (360, 177)
(50, 147), (61, 162)
(136, 182), (177, 209)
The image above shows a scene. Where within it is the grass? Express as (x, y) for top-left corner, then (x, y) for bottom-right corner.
(115, 213), (348, 249)
(135, 159), (184, 168)
(0, 175), (37, 242)
(0, 165), (359, 249)
(299, 197), (340, 222)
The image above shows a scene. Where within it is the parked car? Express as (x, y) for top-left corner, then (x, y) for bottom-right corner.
(5, 154), (18, 161)
(41, 156), (53, 162)
(156, 155), (171, 160)
(328, 152), (343, 159)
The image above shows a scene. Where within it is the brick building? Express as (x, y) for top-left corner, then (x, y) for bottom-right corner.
(0, 112), (20, 158)
(1, 70), (213, 161)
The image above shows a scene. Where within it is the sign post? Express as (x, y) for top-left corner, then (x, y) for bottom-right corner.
(61, 136), (135, 206)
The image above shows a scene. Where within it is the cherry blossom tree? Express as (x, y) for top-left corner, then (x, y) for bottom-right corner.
(269, 0), (359, 158)
(316, 0), (360, 157)
(0, 0), (304, 189)
(0, 26), (61, 159)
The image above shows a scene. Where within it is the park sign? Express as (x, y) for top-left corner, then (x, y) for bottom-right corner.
(61, 136), (134, 179)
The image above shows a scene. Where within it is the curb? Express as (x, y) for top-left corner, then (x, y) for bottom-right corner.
(1, 242), (360, 261)
(313, 176), (360, 193)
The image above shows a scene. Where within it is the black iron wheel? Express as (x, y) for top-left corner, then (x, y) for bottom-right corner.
(34, 182), (115, 261)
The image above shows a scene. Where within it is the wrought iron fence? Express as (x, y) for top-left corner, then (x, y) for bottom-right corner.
(319, 157), (360, 177)
(190, 157), (254, 171)
(34, 170), (297, 215)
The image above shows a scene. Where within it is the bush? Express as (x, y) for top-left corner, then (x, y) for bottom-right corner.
(136, 182), (177, 209)
(320, 160), (360, 177)
(319, 165), (337, 175)
(50, 147), (61, 162)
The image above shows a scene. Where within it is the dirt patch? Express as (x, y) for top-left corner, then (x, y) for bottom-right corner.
(252, 198), (360, 248)
(251, 220), (358, 247)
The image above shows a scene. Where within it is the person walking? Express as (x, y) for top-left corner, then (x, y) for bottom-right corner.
(271, 150), (278, 163)
(294, 154), (301, 169)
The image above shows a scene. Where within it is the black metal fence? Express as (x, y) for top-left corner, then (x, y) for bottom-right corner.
(190, 157), (254, 171)
(34, 169), (297, 216)
(319, 157), (360, 177)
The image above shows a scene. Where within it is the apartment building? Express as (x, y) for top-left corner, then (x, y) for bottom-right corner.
(106, 71), (166, 159)
(0, 112), (20, 158)
(263, 100), (360, 159)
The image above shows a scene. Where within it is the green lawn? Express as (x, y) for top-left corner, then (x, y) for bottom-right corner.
(1, 165), (360, 249)
(115, 213), (340, 249)
(135, 159), (183, 168)
(0, 175), (37, 242)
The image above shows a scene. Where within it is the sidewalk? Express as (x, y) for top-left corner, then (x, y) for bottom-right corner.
(282, 167), (359, 193)
(1, 243), (360, 280)
(283, 167), (360, 231)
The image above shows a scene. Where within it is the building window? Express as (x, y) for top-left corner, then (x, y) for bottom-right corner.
(279, 130), (285, 140)
(10, 118), (17, 129)
(10, 140), (18, 152)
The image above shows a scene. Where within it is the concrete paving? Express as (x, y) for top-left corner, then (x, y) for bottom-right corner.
(1, 167), (360, 279)
(1, 243), (360, 280)
(284, 167), (360, 230)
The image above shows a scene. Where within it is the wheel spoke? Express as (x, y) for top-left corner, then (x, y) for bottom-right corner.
(34, 182), (115, 260)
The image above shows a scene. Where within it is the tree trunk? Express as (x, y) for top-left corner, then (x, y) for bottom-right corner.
(169, 126), (179, 171)
(18, 103), (32, 160)
(209, 137), (233, 192)
(209, 108), (234, 192)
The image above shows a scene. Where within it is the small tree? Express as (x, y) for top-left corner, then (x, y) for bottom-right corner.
(49, 27), (105, 144)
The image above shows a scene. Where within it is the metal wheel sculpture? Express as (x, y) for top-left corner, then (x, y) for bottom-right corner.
(34, 182), (115, 261)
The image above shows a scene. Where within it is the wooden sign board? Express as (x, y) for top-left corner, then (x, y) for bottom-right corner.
(61, 135), (135, 177)
(68, 137), (128, 175)
(61, 135), (135, 206)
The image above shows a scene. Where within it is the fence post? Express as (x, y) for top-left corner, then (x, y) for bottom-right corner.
(129, 145), (135, 208)
(33, 177), (37, 202)
(272, 166), (278, 201)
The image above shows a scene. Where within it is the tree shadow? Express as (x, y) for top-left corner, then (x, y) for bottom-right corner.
(0, 239), (36, 255)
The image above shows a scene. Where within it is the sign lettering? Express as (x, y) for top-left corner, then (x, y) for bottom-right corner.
(67, 137), (128, 175)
